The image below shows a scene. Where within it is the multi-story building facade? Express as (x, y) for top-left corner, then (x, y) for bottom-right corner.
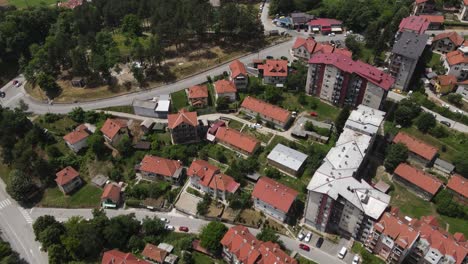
(257, 59), (288, 85)
(63, 124), (91, 152)
(432, 32), (464, 53)
(306, 53), (394, 109)
(137, 155), (184, 185)
(100, 118), (130, 145)
(240, 96), (292, 129)
(389, 31), (428, 91)
(392, 132), (438, 167)
(187, 85), (209, 108)
(229, 60), (248, 90)
(214, 80), (237, 102)
(167, 109), (199, 144)
(291, 37), (352, 61)
(459, 0), (468, 22)
(215, 127), (260, 156)
(393, 163), (443, 201)
(444, 46), (468, 81)
(55, 166), (83, 194)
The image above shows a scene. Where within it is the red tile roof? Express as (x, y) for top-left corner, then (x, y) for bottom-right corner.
(187, 159), (220, 187)
(392, 132), (438, 161)
(447, 174), (468, 199)
(167, 109), (198, 129)
(192, 240), (212, 256)
(333, 47), (353, 58)
(258, 60), (288, 77)
(241, 96), (291, 124)
(446, 49), (468, 66)
(140, 155), (181, 177)
(308, 18), (342, 28)
(229, 60), (247, 79)
(214, 79), (237, 94)
(100, 119), (128, 140)
(293, 37), (352, 58)
(209, 173), (240, 193)
(399, 16), (429, 34)
(433, 32), (464, 46)
(142, 243), (167, 263)
(415, 0), (429, 3)
(188, 85), (208, 99)
(309, 53), (395, 90)
(101, 183), (121, 203)
(394, 163), (443, 195)
(58, 0), (83, 9)
(102, 249), (150, 264)
(252, 177), (298, 213)
(438, 74), (457, 86)
(419, 15), (444, 23)
(464, 0), (468, 6)
(374, 212), (419, 249)
(215, 127), (260, 155)
(63, 125), (89, 144)
(221, 226), (297, 264)
(292, 37), (317, 53)
(55, 166), (80, 186)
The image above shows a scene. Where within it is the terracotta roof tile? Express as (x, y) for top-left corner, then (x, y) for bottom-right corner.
(394, 163), (442, 195)
(102, 249), (150, 264)
(447, 174), (468, 199)
(419, 15), (444, 23)
(308, 18), (342, 28)
(55, 166), (80, 186)
(433, 31), (464, 46)
(167, 109), (198, 129)
(139, 155), (182, 178)
(63, 125), (89, 144)
(446, 49), (468, 66)
(101, 183), (121, 204)
(241, 96), (291, 123)
(258, 241), (298, 264)
(438, 74), (457, 86)
(209, 173), (240, 193)
(142, 243), (167, 263)
(252, 177), (298, 213)
(214, 79), (237, 94)
(257, 60), (288, 77)
(374, 212), (419, 249)
(229, 60), (247, 79)
(187, 159), (220, 187)
(399, 16), (429, 34)
(215, 127), (260, 154)
(100, 119), (128, 140)
(292, 37), (317, 53)
(188, 85), (208, 99)
(393, 132), (438, 160)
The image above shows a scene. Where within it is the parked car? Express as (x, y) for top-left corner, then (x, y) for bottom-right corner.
(160, 218), (169, 223)
(297, 232), (305, 241)
(165, 225), (175, 231)
(12, 80), (18, 86)
(304, 232), (312, 242)
(315, 237), (324, 248)
(299, 243), (310, 251)
(440, 120), (451, 127)
(338, 247), (347, 259)
(0, 92), (5, 98)
(352, 255), (360, 264)
(310, 112), (318, 117)
(179, 226), (189, 232)
(266, 56), (274, 59)
(15, 81), (21, 87)
(443, 103), (450, 108)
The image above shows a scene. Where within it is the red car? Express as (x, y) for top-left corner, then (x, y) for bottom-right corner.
(179, 226), (189, 232)
(310, 112), (318, 117)
(299, 243), (310, 251)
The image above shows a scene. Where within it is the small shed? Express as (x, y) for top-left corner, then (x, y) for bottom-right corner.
(91, 174), (108, 188)
(71, 77), (86, 88)
(157, 243), (174, 253)
(374, 180), (391, 194)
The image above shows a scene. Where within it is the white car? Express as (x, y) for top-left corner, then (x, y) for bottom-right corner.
(338, 246), (347, 259)
(442, 103), (450, 108)
(304, 232), (312, 242)
(352, 255), (360, 264)
(165, 224), (175, 231)
(160, 218), (170, 223)
(297, 232), (305, 241)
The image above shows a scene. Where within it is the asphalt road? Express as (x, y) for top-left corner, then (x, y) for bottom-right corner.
(0, 180), (48, 264)
(30, 207), (353, 264)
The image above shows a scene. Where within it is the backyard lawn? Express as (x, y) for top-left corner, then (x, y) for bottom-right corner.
(38, 184), (102, 208)
(389, 181), (436, 219)
(193, 252), (225, 264)
(35, 115), (77, 136)
(280, 93), (340, 121)
(228, 119), (245, 130)
(352, 242), (385, 264)
(171, 90), (189, 112)
(7, 0), (56, 8)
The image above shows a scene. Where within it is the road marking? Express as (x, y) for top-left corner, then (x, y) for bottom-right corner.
(0, 198), (11, 209)
(19, 208), (33, 224)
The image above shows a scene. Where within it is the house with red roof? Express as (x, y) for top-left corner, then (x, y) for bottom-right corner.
(187, 159), (240, 202)
(393, 163), (443, 201)
(307, 18), (343, 34)
(55, 166), (83, 194)
(240, 96), (292, 129)
(460, 0), (468, 22)
(365, 211), (420, 263)
(257, 60), (288, 85)
(101, 183), (122, 208)
(419, 15), (444, 29)
(447, 174), (468, 203)
(100, 118), (129, 145)
(215, 127), (260, 156)
(392, 132), (438, 166)
(252, 177), (298, 222)
(307, 53), (395, 109)
(291, 37), (352, 61)
(434, 74), (458, 94)
(214, 79), (237, 102)
(432, 32), (464, 53)
(57, 0), (84, 9)
(187, 85), (209, 108)
(412, 0), (436, 15)
(444, 46), (468, 81)
(63, 124), (92, 152)
(102, 249), (150, 264)
(137, 155), (183, 184)
(141, 243), (177, 264)
(229, 60), (248, 90)
(399, 16), (430, 35)
(167, 109), (199, 144)
(220, 225), (297, 264)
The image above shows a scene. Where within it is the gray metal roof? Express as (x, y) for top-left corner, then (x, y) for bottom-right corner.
(392, 31), (428, 60)
(434, 158), (455, 171)
(267, 143), (308, 171)
(132, 99), (156, 110)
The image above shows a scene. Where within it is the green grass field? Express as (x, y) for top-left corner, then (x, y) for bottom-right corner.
(100, 105), (134, 114)
(39, 184), (102, 208)
(171, 90), (189, 112)
(280, 93), (340, 121)
(389, 181), (436, 218)
(7, 0), (56, 8)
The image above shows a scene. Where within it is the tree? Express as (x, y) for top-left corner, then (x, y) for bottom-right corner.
(141, 217), (166, 236)
(33, 215), (59, 238)
(384, 143), (408, 173)
(87, 132), (107, 160)
(199, 222), (228, 254)
(394, 106), (414, 127)
(345, 35), (362, 60)
(216, 97), (230, 111)
(7, 170), (35, 202)
(38, 225), (65, 249)
(264, 86), (282, 104)
(68, 107), (86, 123)
(103, 214), (140, 250)
(116, 134), (133, 156)
(197, 193), (212, 215)
(256, 228), (283, 247)
(47, 244), (69, 264)
(335, 107), (351, 134)
(454, 150), (468, 177)
(416, 113), (436, 133)
(447, 93), (463, 107)
(36, 72), (61, 98)
(121, 14), (142, 37)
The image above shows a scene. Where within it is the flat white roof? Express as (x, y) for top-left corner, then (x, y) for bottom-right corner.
(267, 143), (308, 172)
(345, 105), (385, 136)
(155, 100), (170, 112)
